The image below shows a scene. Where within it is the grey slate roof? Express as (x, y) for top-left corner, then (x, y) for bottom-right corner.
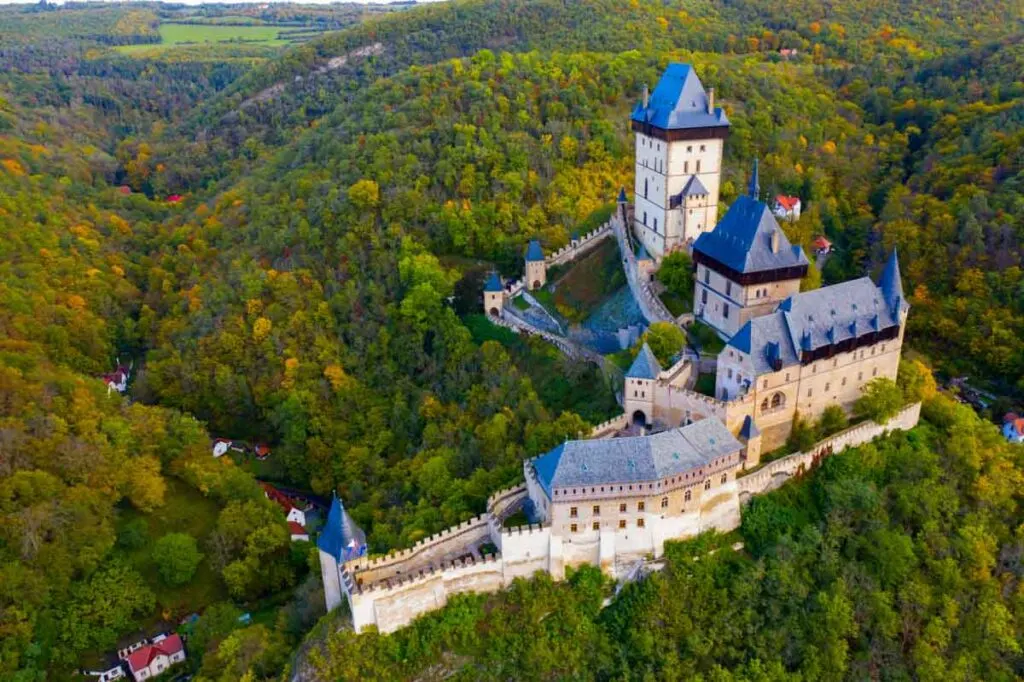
(879, 249), (907, 313)
(525, 240), (545, 262)
(692, 195), (808, 275)
(532, 418), (742, 497)
(630, 63), (730, 131)
(483, 271), (503, 293)
(626, 342), (662, 379)
(682, 174), (708, 196)
(728, 272), (907, 376)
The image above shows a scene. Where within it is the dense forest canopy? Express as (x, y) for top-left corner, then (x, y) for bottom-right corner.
(0, 0), (1021, 679)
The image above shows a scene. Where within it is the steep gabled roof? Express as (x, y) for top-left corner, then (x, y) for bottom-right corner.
(776, 195), (801, 211)
(878, 249), (907, 315)
(693, 195), (809, 275)
(626, 342), (662, 379)
(525, 240), (545, 262)
(682, 174), (708, 196)
(532, 419), (742, 497)
(630, 63), (729, 131)
(126, 634), (183, 673)
(739, 415), (761, 439)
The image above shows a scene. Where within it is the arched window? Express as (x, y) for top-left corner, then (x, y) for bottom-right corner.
(661, 497), (668, 509)
(761, 398), (769, 412)
(771, 392), (784, 409)
(704, 479), (711, 490)
(684, 490), (691, 502)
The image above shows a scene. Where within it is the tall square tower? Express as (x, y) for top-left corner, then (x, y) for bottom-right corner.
(630, 64), (730, 259)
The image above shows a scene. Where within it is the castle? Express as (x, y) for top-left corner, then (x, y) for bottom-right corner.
(318, 63), (916, 635)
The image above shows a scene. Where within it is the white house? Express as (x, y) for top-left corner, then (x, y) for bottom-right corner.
(773, 195), (801, 221)
(212, 438), (231, 458)
(124, 634), (185, 681)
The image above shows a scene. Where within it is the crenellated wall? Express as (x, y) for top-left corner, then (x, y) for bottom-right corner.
(545, 224), (613, 268)
(736, 402), (921, 502)
(328, 403), (921, 635)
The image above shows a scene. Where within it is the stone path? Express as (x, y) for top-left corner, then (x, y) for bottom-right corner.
(609, 213), (675, 325)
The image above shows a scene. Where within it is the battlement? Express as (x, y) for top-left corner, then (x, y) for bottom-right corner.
(545, 223), (613, 268)
(589, 413), (629, 438)
(499, 521), (547, 537)
(344, 513), (490, 575)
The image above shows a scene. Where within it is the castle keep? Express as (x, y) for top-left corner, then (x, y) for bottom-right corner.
(320, 63), (917, 635)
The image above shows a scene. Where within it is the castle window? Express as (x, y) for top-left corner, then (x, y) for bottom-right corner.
(825, 382), (830, 392)
(593, 505), (600, 516)
(723, 304), (730, 319)
(858, 372), (863, 381)
(873, 367), (878, 377)
(643, 211), (647, 226)
(661, 497), (668, 508)
(871, 347), (876, 356)
(726, 281), (732, 296)
(807, 388), (812, 397)
(704, 479), (711, 490)
(570, 507), (578, 518)
(842, 377), (847, 386)
(833, 359), (838, 368)
(727, 368), (733, 379)
(702, 290), (708, 305)
(771, 392), (784, 409)
(761, 398), (769, 412)
(656, 143), (660, 151)
(653, 217), (658, 232)
(619, 503), (627, 512)
(684, 490), (691, 502)
(696, 160), (701, 172)
(619, 520), (627, 529)
(684, 161), (689, 173)
(881, 344), (886, 352)
(785, 373), (790, 381)
(644, 178), (648, 198)
(571, 524), (578, 533)
(593, 522), (600, 531)
(721, 474), (727, 484)
(637, 501), (645, 512)
(763, 379), (768, 389)
(687, 145), (692, 152)
(700, 144), (706, 151)
(637, 518), (646, 528)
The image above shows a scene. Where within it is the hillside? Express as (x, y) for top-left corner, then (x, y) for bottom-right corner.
(0, 0), (1022, 679)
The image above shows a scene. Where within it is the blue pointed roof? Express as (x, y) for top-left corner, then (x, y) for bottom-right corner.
(739, 415), (761, 439)
(525, 240), (545, 262)
(627, 342), (662, 379)
(532, 419), (742, 497)
(878, 249), (906, 312)
(630, 63), (729, 131)
(617, 187), (628, 203)
(317, 494), (366, 563)
(692, 195), (809, 275)
(728, 322), (753, 353)
(483, 271), (503, 292)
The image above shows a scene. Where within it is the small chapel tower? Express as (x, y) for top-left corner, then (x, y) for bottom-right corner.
(525, 240), (546, 290)
(483, 271), (505, 317)
(631, 64), (730, 259)
(624, 343), (662, 427)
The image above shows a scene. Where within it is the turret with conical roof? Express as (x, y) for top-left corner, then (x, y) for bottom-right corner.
(483, 271), (506, 316)
(624, 342), (661, 427)
(878, 249), (908, 317)
(525, 240), (547, 290)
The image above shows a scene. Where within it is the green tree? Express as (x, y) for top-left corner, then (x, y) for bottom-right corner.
(152, 533), (203, 586)
(817, 405), (848, 437)
(643, 322), (686, 365)
(897, 358), (937, 403)
(854, 378), (904, 423)
(657, 251), (694, 301)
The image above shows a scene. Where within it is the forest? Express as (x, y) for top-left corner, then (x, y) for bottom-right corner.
(0, 0), (1021, 679)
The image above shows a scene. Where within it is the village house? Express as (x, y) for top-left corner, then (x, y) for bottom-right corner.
(123, 634), (185, 681)
(813, 235), (832, 255)
(1004, 413), (1024, 444)
(261, 482), (311, 541)
(773, 194), (802, 221)
(102, 361), (131, 394)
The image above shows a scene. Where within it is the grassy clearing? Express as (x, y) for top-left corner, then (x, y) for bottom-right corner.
(116, 22), (311, 54)
(695, 372), (717, 397)
(115, 477), (226, 622)
(659, 290), (690, 316)
(546, 238), (624, 323)
(689, 320), (726, 355)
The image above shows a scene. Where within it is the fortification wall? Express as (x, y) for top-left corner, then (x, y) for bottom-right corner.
(345, 515), (492, 587)
(498, 522), (552, 580)
(590, 413), (629, 438)
(487, 484), (528, 523)
(545, 223), (613, 268)
(737, 403), (921, 501)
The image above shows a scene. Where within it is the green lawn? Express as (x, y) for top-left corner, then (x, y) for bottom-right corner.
(694, 372), (717, 397)
(115, 477), (226, 622)
(512, 295), (531, 311)
(116, 22), (307, 54)
(689, 320), (726, 355)
(659, 290), (691, 317)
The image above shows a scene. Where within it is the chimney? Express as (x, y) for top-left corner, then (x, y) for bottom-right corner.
(642, 84), (649, 109)
(707, 87), (715, 114)
(771, 228), (780, 254)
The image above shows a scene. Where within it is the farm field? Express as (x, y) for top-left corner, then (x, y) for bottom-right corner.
(117, 22), (311, 54)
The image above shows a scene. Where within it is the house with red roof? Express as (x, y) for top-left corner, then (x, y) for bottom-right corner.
(254, 443), (271, 460)
(812, 235), (832, 255)
(773, 194), (801, 221)
(102, 360), (132, 394)
(124, 633), (185, 681)
(1004, 413), (1024, 444)
(260, 482), (312, 541)
(165, 194), (183, 203)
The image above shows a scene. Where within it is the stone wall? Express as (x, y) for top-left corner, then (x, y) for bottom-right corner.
(737, 402), (921, 502)
(545, 224), (613, 268)
(589, 413), (629, 438)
